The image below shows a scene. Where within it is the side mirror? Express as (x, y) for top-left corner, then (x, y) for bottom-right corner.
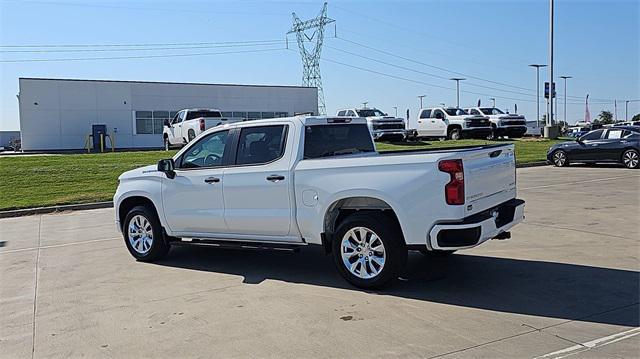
(164, 119), (171, 127)
(157, 159), (175, 179)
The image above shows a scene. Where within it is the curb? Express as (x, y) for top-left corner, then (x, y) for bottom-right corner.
(0, 201), (113, 219)
(0, 162), (551, 219)
(516, 161), (550, 168)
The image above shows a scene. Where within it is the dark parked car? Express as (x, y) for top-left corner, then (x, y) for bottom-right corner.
(547, 127), (640, 169)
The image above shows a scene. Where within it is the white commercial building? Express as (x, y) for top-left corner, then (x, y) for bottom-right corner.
(18, 78), (318, 151)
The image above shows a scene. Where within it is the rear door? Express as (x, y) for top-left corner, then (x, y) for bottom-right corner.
(600, 129), (627, 160)
(222, 123), (294, 238)
(416, 109), (431, 136)
(460, 145), (517, 216)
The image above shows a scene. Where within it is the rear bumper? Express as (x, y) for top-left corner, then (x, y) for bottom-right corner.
(427, 199), (525, 251)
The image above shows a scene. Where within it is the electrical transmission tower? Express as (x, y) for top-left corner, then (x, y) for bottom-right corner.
(288, 2), (334, 115)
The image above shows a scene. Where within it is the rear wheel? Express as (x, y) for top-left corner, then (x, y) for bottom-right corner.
(123, 205), (169, 262)
(448, 128), (462, 141)
(552, 150), (569, 167)
(332, 212), (406, 289)
(188, 130), (195, 142)
(622, 149), (639, 169)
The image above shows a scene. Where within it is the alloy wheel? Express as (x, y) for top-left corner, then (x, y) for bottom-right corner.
(340, 227), (386, 279)
(128, 215), (153, 255)
(623, 150), (639, 169)
(553, 151), (567, 167)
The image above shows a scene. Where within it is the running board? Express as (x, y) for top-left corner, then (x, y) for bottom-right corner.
(173, 238), (306, 252)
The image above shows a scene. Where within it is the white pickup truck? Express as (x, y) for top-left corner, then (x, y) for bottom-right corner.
(466, 107), (528, 139)
(413, 107), (492, 140)
(336, 107), (406, 141)
(115, 115), (524, 288)
(163, 108), (233, 150)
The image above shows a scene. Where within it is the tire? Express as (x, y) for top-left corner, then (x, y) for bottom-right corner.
(487, 126), (497, 140)
(123, 205), (169, 262)
(418, 249), (456, 257)
(551, 149), (569, 167)
(448, 127), (462, 141)
(163, 137), (170, 151)
(188, 130), (195, 142)
(622, 149), (639, 169)
(332, 212), (407, 289)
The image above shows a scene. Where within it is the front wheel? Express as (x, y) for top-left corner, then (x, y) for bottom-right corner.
(332, 212), (407, 289)
(552, 150), (569, 167)
(123, 205), (169, 261)
(448, 128), (462, 141)
(622, 149), (639, 169)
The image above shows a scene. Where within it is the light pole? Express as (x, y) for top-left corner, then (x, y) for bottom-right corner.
(546, 0), (556, 138)
(559, 76), (572, 125)
(392, 106), (398, 117)
(418, 95), (426, 109)
(529, 64), (547, 129)
(626, 100), (630, 121)
(362, 101), (368, 108)
(490, 98), (496, 107)
(450, 78), (466, 108)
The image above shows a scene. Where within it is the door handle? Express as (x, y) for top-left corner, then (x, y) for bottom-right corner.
(266, 175), (285, 182)
(204, 177), (220, 184)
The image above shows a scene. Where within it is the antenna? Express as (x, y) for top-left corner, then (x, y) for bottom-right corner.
(288, 2), (335, 115)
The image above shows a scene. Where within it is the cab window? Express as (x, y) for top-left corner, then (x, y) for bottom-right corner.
(470, 109), (481, 115)
(235, 125), (287, 165)
(433, 110), (445, 119)
(179, 130), (229, 168)
(337, 110), (346, 116)
(419, 110), (431, 119)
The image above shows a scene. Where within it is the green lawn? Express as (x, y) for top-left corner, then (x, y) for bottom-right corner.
(0, 138), (562, 211)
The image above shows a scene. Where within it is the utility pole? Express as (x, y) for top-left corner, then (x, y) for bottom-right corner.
(288, 2), (335, 115)
(392, 106), (398, 117)
(490, 98), (496, 107)
(626, 100), (629, 121)
(559, 76), (572, 125)
(546, 0), (557, 138)
(450, 78), (466, 108)
(418, 95), (426, 109)
(614, 100), (617, 122)
(529, 64), (547, 129)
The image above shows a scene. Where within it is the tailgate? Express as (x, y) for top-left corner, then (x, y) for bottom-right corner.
(203, 118), (225, 129)
(461, 145), (516, 216)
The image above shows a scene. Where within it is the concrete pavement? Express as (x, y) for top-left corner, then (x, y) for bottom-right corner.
(1, 165), (638, 358)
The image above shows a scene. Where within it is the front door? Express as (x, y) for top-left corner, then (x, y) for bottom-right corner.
(162, 130), (230, 234)
(572, 129), (605, 161)
(223, 124), (293, 237)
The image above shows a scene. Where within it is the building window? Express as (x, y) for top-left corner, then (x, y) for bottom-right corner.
(233, 111), (247, 118)
(275, 112), (288, 118)
(247, 112), (261, 120)
(261, 112), (275, 119)
(221, 112), (233, 118)
(136, 110), (173, 135)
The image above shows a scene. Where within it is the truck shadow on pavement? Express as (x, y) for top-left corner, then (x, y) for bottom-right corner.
(156, 246), (639, 327)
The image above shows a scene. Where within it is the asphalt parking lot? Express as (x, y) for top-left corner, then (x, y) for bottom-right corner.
(1, 166), (638, 358)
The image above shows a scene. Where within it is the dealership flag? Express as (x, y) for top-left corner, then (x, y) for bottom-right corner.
(584, 94), (591, 123)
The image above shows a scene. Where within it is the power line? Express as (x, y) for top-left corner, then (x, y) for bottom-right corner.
(0, 41), (286, 53)
(0, 39), (285, 48)
(0, 47), (286, 63)
(335, 36), (613, 103)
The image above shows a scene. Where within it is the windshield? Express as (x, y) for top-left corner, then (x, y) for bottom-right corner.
(304, 124), (375, 159)
(356, 109), (385, 117)
(186, 110), (222, 120)
(480, 107), (504, 115)
(444, 108), (468, 116)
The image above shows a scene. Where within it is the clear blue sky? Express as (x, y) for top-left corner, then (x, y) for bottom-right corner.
(1, 0), (638, 131)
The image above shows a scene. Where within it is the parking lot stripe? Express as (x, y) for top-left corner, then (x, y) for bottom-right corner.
(534, 327), (640, 358)
(520, 174), (640, 191)
(0, 237), (119, 255)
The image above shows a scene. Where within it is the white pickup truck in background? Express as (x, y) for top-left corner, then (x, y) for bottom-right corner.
(163, 108), (236, 150)
(115, 115), (524, 288)
(412, 107), (492, 140)
(336, 107), (407, 141)
(466, 107), (528, 139)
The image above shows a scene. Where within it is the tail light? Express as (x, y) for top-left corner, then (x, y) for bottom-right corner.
(199, 118), (205, 131)
(438, 159), (465, 205)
